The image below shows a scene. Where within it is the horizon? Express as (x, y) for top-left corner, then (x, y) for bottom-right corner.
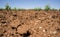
(0, 0), (60, 9)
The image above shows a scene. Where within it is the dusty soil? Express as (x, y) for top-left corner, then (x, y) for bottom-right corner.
(0, 10), (60, 37)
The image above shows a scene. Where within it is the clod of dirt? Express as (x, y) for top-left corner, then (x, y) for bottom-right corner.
(13, 14), (17, 17)
(0, 28), (4, 35)
(56, 28), (60, 32)
(1, 21), (6, 24)
(26, 17), (28, 19)
(11, 27), (17, 31)
(3, 30), (6, 33)
(17, 24), (21, 28)
(0, 34), (3, 37)
(34, 15), (37, 18)
(21, 22), (24, 25)
(11, 34), (14, 36)
(20, 31), (31, 37)
(11, 27), (16, 29)
(0, 15), (5, 18)
(10, 19), (20, 27)
(52, 15), (57, 19)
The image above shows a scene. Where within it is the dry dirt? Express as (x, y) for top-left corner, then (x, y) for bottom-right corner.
(0, 10), (60, 37)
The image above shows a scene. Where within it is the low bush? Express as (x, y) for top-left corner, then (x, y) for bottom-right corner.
(44, 5), (50, 11)
(5, 3), (11, 11)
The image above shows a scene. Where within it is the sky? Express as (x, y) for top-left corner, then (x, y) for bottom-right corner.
(0, 0), (60, 9)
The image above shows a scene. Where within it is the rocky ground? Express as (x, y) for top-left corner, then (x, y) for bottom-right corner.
(0, 10), (60, 37)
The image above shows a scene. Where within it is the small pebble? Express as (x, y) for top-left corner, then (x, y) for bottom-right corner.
(39, 27), (42, 29)
(43, 30), (46, 32)
(49, 16), (52, 18)
(48, 35), (51, 37)
(0, 23), (1, 26)
(52, 31), (57, 34)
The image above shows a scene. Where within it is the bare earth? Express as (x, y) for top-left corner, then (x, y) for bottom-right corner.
(0, 10), (60, 37)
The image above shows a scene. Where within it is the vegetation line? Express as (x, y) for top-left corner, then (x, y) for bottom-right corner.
(0, 4), (60, 11)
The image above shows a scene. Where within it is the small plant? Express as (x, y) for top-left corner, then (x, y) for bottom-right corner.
(34, 7), (42, 11)
(44, 5), (50, 11)
(5, 3), (11, 11)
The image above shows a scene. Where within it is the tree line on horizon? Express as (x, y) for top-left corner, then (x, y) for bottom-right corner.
(0, 3), (60, 11)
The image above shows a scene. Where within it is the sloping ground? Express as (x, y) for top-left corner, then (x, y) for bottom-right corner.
(0, 10), (60, 37)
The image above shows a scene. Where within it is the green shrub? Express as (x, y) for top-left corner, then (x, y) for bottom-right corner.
(34, 7), (42, 11)
(44, 5), (50, 11)
(5, 3), (11, 10)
